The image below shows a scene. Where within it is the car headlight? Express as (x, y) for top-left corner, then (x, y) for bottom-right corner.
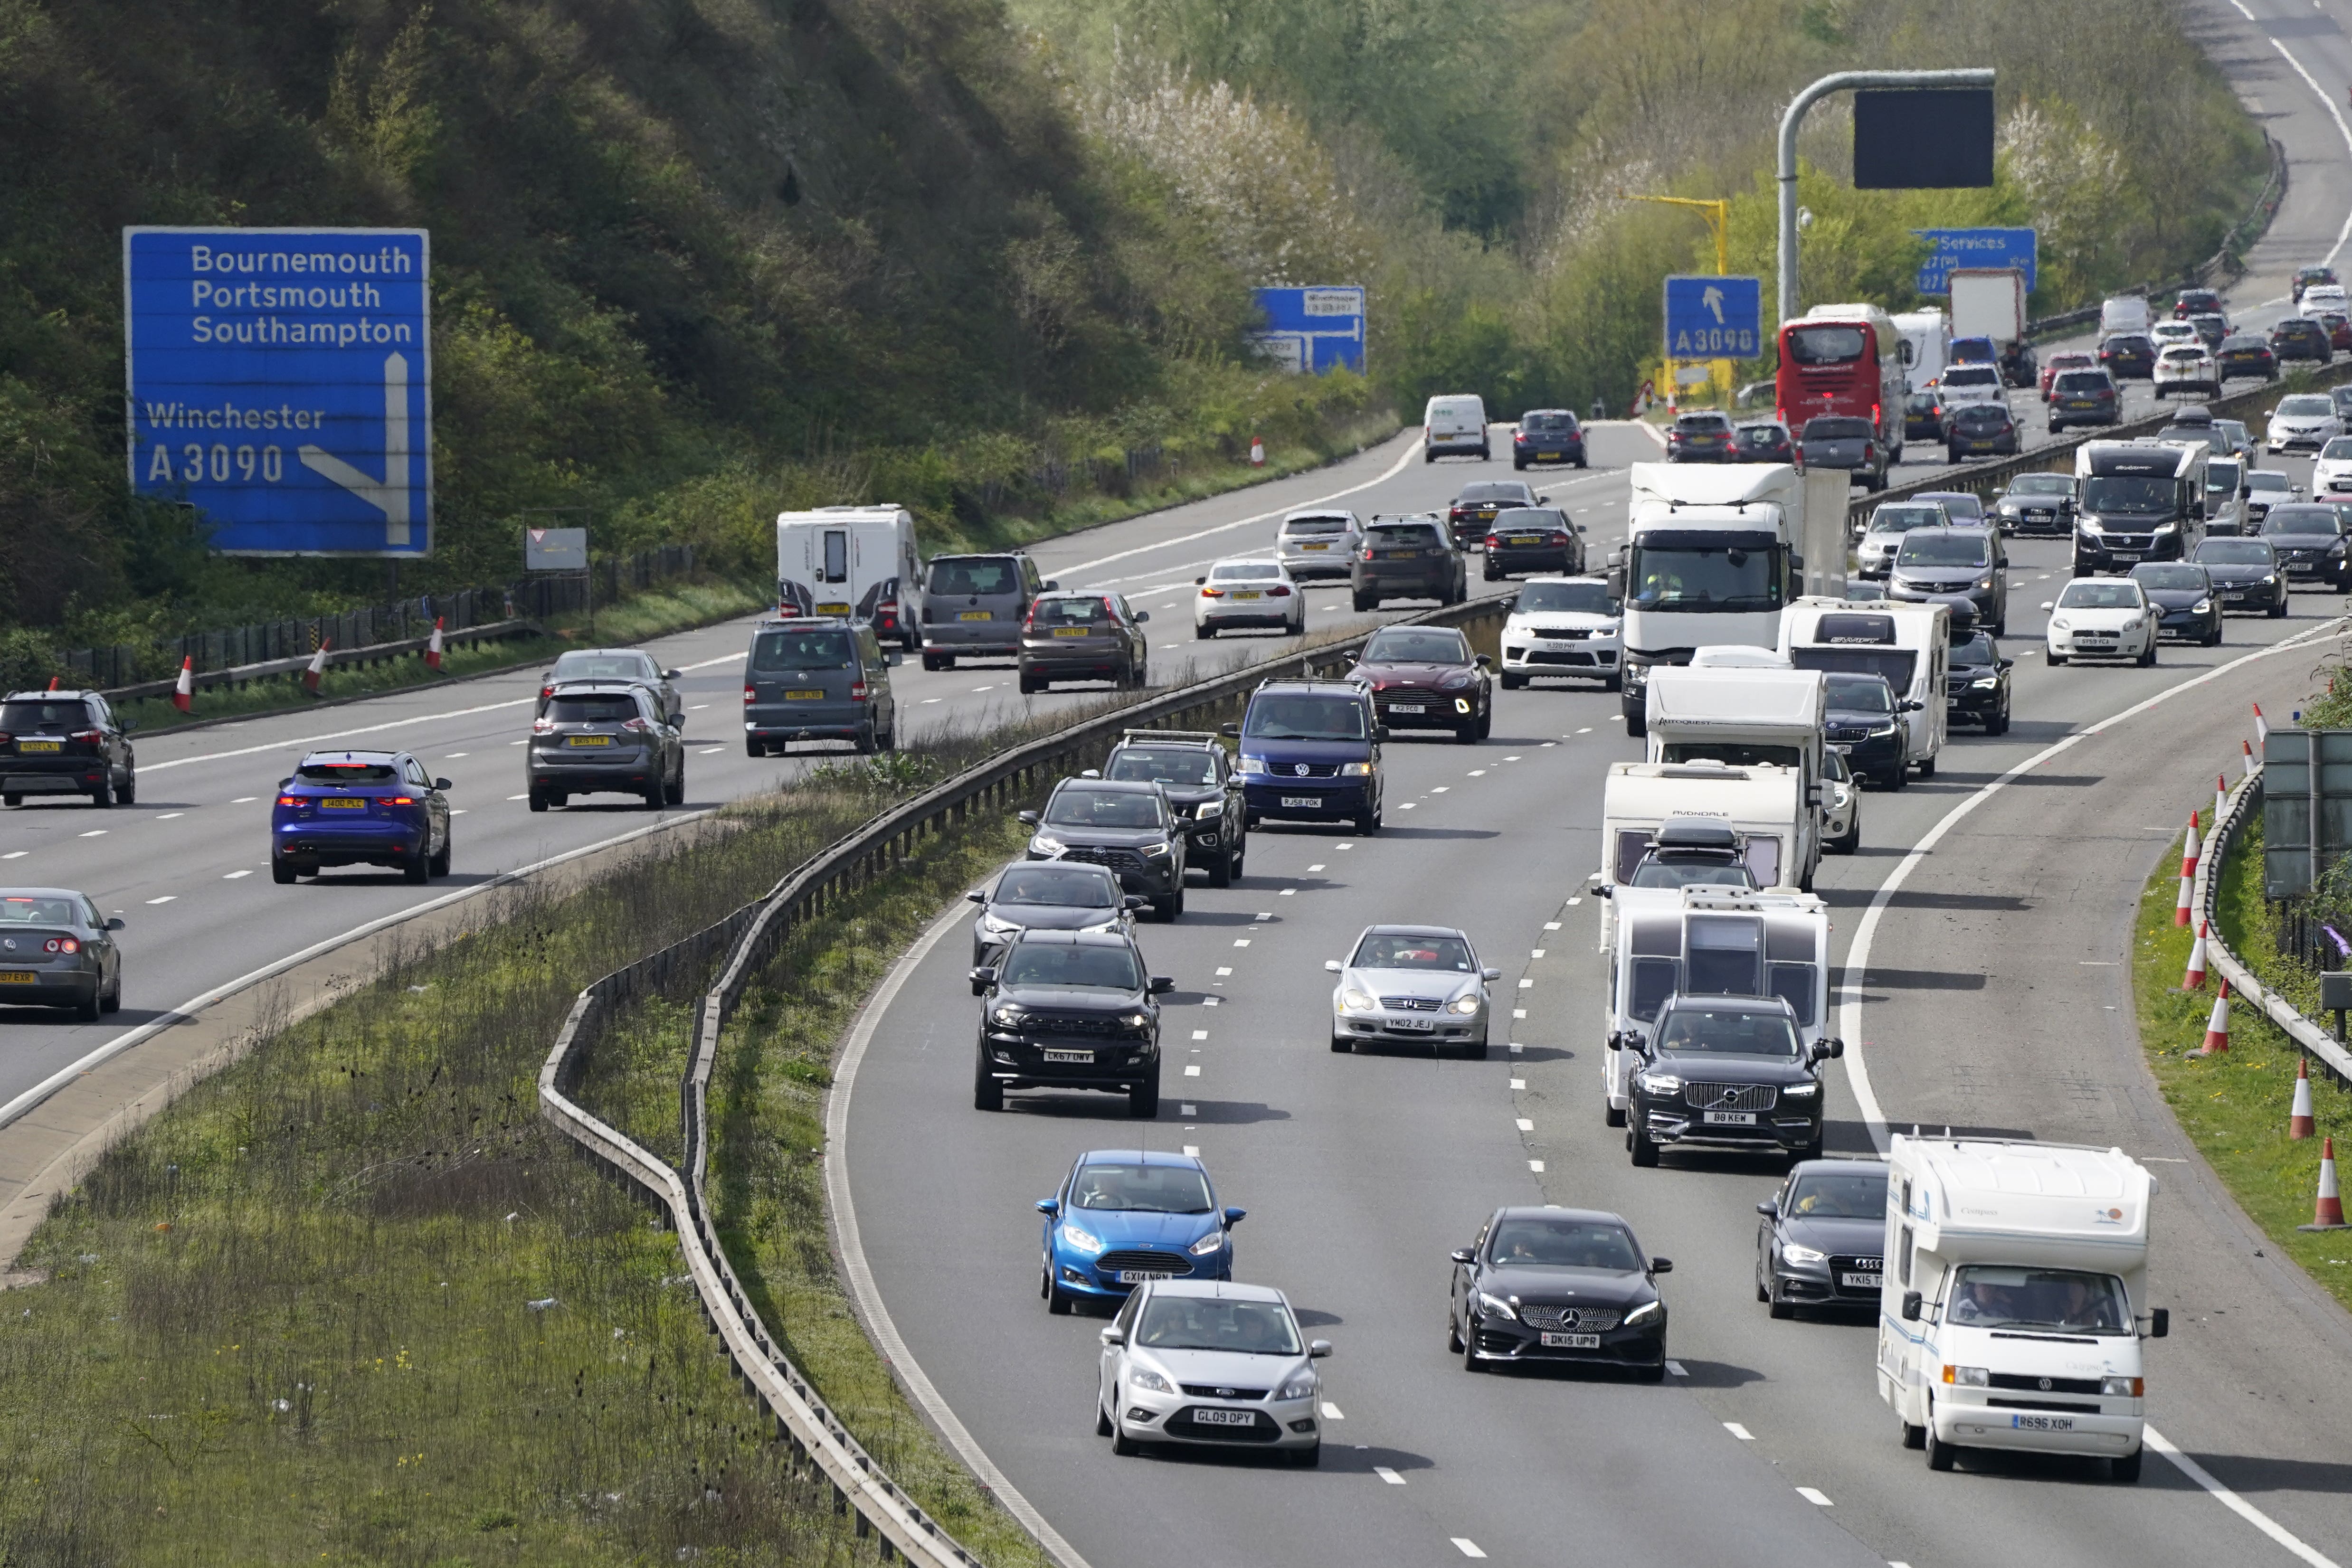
(1972, 675), (1998, 689)
(1142, 841), (1173, 859)
(1120, 1011), (1151, 1029)
(2193, 598), (2212, 613)
(1127, 1368), (1173, 1393)
(1868, 721), (1897, 737)
(2153, 522), (2177, 535)
(1781, 1243), (1828, 1266)
(2262, 574), (2279, 584)
(1341, 988), (1377, 1012)
(1079, 920), (1122, 935)
(1187, 1230), (1226, 1256)
(1475, 1291), (1517, 1321)
(1451, 994), (1483, 1015)
(2051, 617), (2070, 632)
(1976, 574), (1996, 590)
(1277, 1371), (1319, 1401)
(1195, 800), (1225, 819)
(1030, 833), (1066, 856)
(1998, 504), (2019, 517)
(1781, 1079), (1819, 1097)
(1943, 1365), (1990, 1387)
(1453, 697), (1472, 715)
(979, 911), (1022, 935)
(990, 1004), (1026, 1028)
(1637, 1071), (1681, 1096)
(2100, 1375), (2144, 1397)
(1061, 1223), (1104, 1255)
(1339, 761), (1374, 777)
(2078, 518), (2104, 534)
(1623, 1300), (1665, 1329)
(1237, 756), (1267, 775)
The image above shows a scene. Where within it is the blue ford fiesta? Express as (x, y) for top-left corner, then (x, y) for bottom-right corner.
(271, 749), (452, 885)
(1036, 1149), (1244, 1313)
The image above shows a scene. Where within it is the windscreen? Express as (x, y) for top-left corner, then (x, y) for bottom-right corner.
(1803, 417), (1873, 440)
(993, 866), (1118, 908)
(1487, 1219), (1641, 1270)
(2133, 565), (2206, 591)
(2248, 472), (2293, 491)
(2056, 581), (2144, 609)
(1363, 629), (1470, 664)
(1897, 534), (1991, 567)
(1867, 507), (1943, 536)
(1791, 647), (1917, 691)
(1953, 632), (1999, 665)
(1034, 597), (1113, 625)
(2053, 372), (2108, 393)
(1282, 514), (1350, 536)
(1627, 855), (1755, 890)
(1785, 324), (1867, 365)
(552, 652), (651, 680)
(2010, 474), (2073, 495)
(545, 694), (641, 724)
(1947, 1266), (2131, 1335)
(294, 760), (399, 783)
(2264, 505), (2344, 536)
(1456, 483), (1529, 503)
(2197, 541), (2274, 565)
(0, 897), (76, 926)
(1366, 524), (1441, 549)
(2206, 462), (2242, 493)
(1516, 581), (1614, 615)
(1135, 1295), (1301, 1355)
(1521, 412), (1575, 433)
(1927, 494), (1985, 520)
(1626, 533), (1782, 614)
(928, 558), (1019, 596)
(1658, 743), (1802, 768)
(1043, 788), (1165, 829)
(1352, 932), (1474, 971)
(1950, 339), (1994, 361)
(1783, 1169), (1887, 1219)
(1069, 1164), (1213, 1213)
(0, 701), (92, 732)
(1953, 404), (2011, 424)
(2278, 396), (2333, 416)
(1492, 509), (1564, 531)
(1942, 366), (1999, 388)
(1825, 676), (1894, 713)
(1653, 1006), (1802, 1058)
(750, 629), (854, 671)
(2081, 476), (2176, 515)
(998, 943), (1143, 991)
(1244, 696), (1366, 741)
(1106, 749), (1217, 786)
(2325, 439), (2352, 460)
(1673, 415), (1730, 434)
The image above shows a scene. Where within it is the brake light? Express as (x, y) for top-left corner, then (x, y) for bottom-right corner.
(277, 794), (302, 806)
(70, 729), (102, 745)
(0, 733), (10, 746)
(386, 796), (415, 806)
(1268, 584), (1291, 596)
(43, 937), (77, 955)
(1361, 547), (1375, 560)
(1548, 532), (1570, 545)
(532, 716), (556, 735)
(744, 685), (756, 703)
(621, 717), (653, 733)
(1023, 606), (1038, 631)
(1201, 587), (1224, 598)
(850, 682), (868, 701)
(1485, 534), (1500, 548)
(539, 684), (554, 701)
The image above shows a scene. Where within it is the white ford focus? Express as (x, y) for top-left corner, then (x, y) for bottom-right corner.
(2043, 577), (2159, 666)
(1098, 1280), (1329, 1465)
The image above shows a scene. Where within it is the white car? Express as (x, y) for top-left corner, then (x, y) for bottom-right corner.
(2315, 437), (2352, 500)
(2043, 577), (2159, 666)
(1821, 746), (1860, 853)
(1274, 509), (1360, 581)
(2148, 320), (2200, 349)
(2301, 283), (2349, 321)
(2266, 393), (2343, 454)
(2153, 345), (2219, 398)
(1193, 558), (1304, 638)
(1936, 363), (2005, 413)
(1855, 500), (1953, 579)
(1098, 1280), (1328, 1464)
(1325, 924), (1498, 1058)
(1501, 575), (1620, 690)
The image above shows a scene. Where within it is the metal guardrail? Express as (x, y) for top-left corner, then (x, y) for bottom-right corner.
(100, 618), (540, 702)
(2196, 765), (2352, 1087)
(537, 594), (1511, 1568)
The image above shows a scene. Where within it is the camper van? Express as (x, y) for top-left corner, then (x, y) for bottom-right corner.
(1879, 1135), (2166, 1482)
(2072, 440), (2209, 573)
(775, 506), (925, 651)
(1781, 598), (1948, 779)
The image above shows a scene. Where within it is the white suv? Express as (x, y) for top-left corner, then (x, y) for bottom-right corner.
(1274, 510), (1360, 581)
(2153, 344), (2219, 398)
(1500, 576), (1621, 690)
(1936, 364), (2005, 413)
(2267, 393), (2343, 454)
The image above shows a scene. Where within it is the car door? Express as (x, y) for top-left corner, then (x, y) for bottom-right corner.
(401, 755), (444, 849)
(1102, 1283), (1147, 1411)
(79, 893), (117, 991)
(861, 626), (894, 732)
(1453, 1213), (1494, 1325)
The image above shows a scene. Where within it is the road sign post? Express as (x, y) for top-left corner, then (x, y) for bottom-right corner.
(1248, 286), (1366, 374)
(524, 515), (591, 637)
(1662, 276), (1762, 403)
(123, 227), (432, 556)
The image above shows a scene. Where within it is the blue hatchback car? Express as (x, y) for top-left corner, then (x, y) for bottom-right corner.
(1036, 1149), (1244, 1313)
(271, 749), (453, 885)
(1221, 679), (1384, 836)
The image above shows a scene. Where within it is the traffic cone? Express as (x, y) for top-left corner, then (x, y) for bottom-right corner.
(2199, 979), (2231, 1055)
(171, 656), (193, 714)
(2183, 920), (2210, 990)
(302, 639), (332, 696)
(2298, 1136), (2348, 1230)
(45, 676), (57, 691)
(2290, 1057), (2317, 1140)
(2176, 813), (2199, 926)
(424, 617), (445, 672)
(1249, 436), (1266, 468)
(2255, 703), (2269, 745)
(2244, 738), (2257, 778)
(2216, 774), (2229, 829)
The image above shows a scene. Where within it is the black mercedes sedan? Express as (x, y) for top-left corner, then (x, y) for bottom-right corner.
(1945, 629), (2013, 734)
(2129, 561), (2223, 646)
(2190, 537), (2289, 617)
(969, 930), (1173, 1116)
(2258, 502), (2352, 591)
(1755, 1160), (1890, 1318)
(1449, 1206), (1670, 1379)
(0, 888), (124, 1021)
(1618, 994), (1842, 1167)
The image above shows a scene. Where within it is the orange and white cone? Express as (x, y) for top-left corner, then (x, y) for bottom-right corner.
(45, 676), (58, 691)
(302, 639), (332, 696)
(1249, 436), (1266, 468)
(2290, 1057), (2317, 1140)
(2216, 774), (2229, 829)
(2176, 812), (2200, 926)
(2199, 979), (2231, 1055)
(2298, 1136), (2348, 1230)
(425, 617), (445, 672)
(171, 656), (193, 714)
(2255, 702), (2269, 745)
(2183, 920), (2210, 990)
(2243, 737), (2257, 778)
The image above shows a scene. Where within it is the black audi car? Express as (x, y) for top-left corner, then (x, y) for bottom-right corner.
(2258, 503), (2352, 591)
(1823, 672), (1913, 790)
(1481, 506), (1584, 581)
(2129, 561), (2223, 645)
(1618, 994), (1842, 1167)
(2190, 537), (2289, 617)
(1945, 628), (2013, 734)
(1099, 731), (1248, 886)
(1449, 1206), (1670, 1379)
(1021, 776), (1188, 920)
(1755, 1160), (1890, 1318)
(970, 930), (1172, 1117)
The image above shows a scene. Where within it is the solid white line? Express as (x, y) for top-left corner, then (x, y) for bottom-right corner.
(222, 869), (250, 879)
(1375, 1466), (1404, 1484)
(2145, 1427), (2342, 1568)
(1452, 1539), (1487, 1559)
(144, 896), (174, 905)
(1725, 1422), (1755, 1440)
(1796, 1487), (1833, 1506)
(2268, 41), (2352, 266)
(1321, 1400), (1345, 1419)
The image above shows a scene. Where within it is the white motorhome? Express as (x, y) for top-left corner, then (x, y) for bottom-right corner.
(776, 506), (925, 651)
(1597, 759), (1812, 910)
(1892, 308), (1951, 394)
(1879, 1135), (2166, 1481)
(1598, 885), (1830, 1127)
(1781, 598), (1949, 779)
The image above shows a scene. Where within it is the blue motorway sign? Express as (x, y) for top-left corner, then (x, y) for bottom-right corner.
(1913, 227), (2036, 295)
(123, 227), (432, 557)
(1249, 285), (1366, 373)
(1663, 275), (1763, 360)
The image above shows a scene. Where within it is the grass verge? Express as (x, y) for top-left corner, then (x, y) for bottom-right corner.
(2132, 818), (2352, 1311)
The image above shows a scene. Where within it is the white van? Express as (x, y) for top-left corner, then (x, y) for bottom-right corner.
(2099, 296), (2152, 337)
(1879, 1135), (2165, 1481)
(775, 506), (925, 652)
(1892, 309), (1951, 394)
(1424, 394), (1490, 463)
(1780, 598), (1948, 779)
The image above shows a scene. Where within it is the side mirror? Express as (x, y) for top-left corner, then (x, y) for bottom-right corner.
(1219, 722), (1240, 738)
(1123, 895), (1148, 911)
(1823, 1037), (1846, 1059)
(2150, 1307), (2170, 1339)
(1755, 1199), (1779, 1217)
(1900, 700), (1924, 713)
(105, 917), (126, 932)
(1100, 1325), (1126, 1347)
(1999, 658), (2015, 671)
(1450, 1248), (1477, 1266)
(1017, 810), (1040, 827)
(1537, 494), (1551, 503)
(1374, 726), (1392, 742)
(1605, 1032), (1624, 1052)
(2039, 601), (2055, 611)
(433, 777), (453, 791)
(1195, 576), (1207, 586)
(1148, 975), (1175, 995)
(1481, 967), (1502, 982)
(1036, 1198), (1061, 1217)
(1650, 1257), (1673, 1275)
(965, 889), (987, 904)
(1475, 654), (1492, 668)
(967, 965), (997, 995)
(1044, 579), (1060, 591)
(1575, 522), (1589, 533)
(663, 669), (682, 680)
(1900, 1290), (1924, 1322)
(1309, 1339), (1333, 1359)
(1324, 959), (1343, 973)
(1081, 769), (1101, 779)
(1223, 1207), (1247, 1226)
(1135, 611), (1150, 623)
(1593, 884), (1613, 900)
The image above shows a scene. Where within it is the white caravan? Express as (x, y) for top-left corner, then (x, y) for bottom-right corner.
(776, 506), (925, 651)
(1892, 309), (1951, 394)
(1597, 759), (1812, 915)
(1780, 598), (1949, 779)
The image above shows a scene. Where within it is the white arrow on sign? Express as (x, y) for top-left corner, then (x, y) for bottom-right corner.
(299, 352), (413, 546)
(1702, 285), (1726, 325)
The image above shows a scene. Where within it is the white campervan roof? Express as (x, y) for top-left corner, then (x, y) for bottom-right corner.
(1893, 1135), (2154, 1266)
(1688, 645), (1792, 668)
(1647, 666), (1825, 729)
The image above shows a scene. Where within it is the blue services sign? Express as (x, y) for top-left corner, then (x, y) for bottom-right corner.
(1663, 275), (1763, 359)
(123, 227), (432, 557)
(1249, 285), (1366, 373)
(1913, 227), (2036, 295)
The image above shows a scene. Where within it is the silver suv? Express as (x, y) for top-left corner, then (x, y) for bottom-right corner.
(1274, 509), (1361, 581)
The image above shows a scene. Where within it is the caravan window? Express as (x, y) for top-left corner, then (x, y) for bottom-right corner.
(822, 529), (849, 584)
(1628, 957), (1679, 1021)
(1791, 646), (1917, 692)
(1685, 917), (1762, 995)
(1659, 742), (1803, 768)
(1745, 836), (1781, 888)
(1768, 962), (1818, 1026)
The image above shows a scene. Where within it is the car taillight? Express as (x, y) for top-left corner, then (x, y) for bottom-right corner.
(1268, 584), (1291, 596)
(743, 685), (756, 703)
(1023, 606), (1037, 631)
(1548, 532), (1570, 545)
(1201, 586), (1225, 598)
(849, 682), (868, 701)
(1361, 547), (1375, 560)
(387, 795), (415, 806)
(532, 717), (556, 734)
(1485, 534), (1501, 548)
(876, 600), (897, 623)
(0, 733), (10, 746)
(44, 937), (77, 954)
(70, 729), (102, 745)
(621, 717), (653, 733)
(539, 684), (554, 701)
(277, 794), (302, 806)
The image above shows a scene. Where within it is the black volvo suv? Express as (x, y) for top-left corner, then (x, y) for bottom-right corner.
(1098, 731), (1248, 886)
(1614, 994), (1842, 1167)
(971, 930), (1173, 1117)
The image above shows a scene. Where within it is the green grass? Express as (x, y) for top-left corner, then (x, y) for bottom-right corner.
(2132, 819), (2352, 1311)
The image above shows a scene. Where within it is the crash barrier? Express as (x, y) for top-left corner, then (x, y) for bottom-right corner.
(100, 619), (541, 704)
(539, 594), (1512, 1568)
(2194, 765), (2352, 1088)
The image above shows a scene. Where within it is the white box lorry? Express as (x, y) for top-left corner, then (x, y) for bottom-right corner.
(1879, 1135), (2167, 1481)
(776, 505), (926, 650)
(1950, 268), (2031, 388)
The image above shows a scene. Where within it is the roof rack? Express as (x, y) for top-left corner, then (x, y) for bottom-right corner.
(1115, 729), (1223, 746)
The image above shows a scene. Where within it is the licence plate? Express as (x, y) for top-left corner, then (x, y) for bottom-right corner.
(1192, 1407), (1257, 1426)
(566, 734), (617, 746)
(1383, 550), (1414, 559)
(1389, 1017), (1436, 1032)
(1540, 1332), (1601, 1349)
(816, 603), (851, 615)
(1279, 795), (1320, 808)
(0, 973), (36, 984)
(1231, 591), (1261, 601)
(1389, 703), (1426, 714)
(1840, 1271), (1882, 1289)
(958, 610), (992, 621)
(1300, 542), (1329, 551)
(1041, 1048), (1093, 1063)
(1701, 1110), (1757, 1125)
(2108, 552), (2139, 562)
(1537, 452), (1561, 461)
(784, 690), (825, 701)
(1052, 627), (1091, 638)
(1118, 1269), (1175, 1285)
(2011, 1414), (2075, 1432)
(319, 796), (368, 807)
(1508, 536), (1541, 546)
(16, 741), (58, 753)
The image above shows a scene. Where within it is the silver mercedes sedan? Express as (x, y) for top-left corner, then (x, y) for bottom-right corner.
(1325, 923), (1498, 1058)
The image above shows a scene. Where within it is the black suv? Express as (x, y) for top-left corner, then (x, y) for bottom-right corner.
(0, 690), (137, 808)
(2271, 316), (2334, 365)
(1021, 777), (1187, 919)
(970, 930), (1173, 1116)
(1823, 672), (1913, 790)
(2097, 334), (2156, 379)
(1945, 627), (2012, 734)
(1615, 994), (1843, 1168)
(1351, 516), (1465, 611)
(1098, 730), (1248, 886)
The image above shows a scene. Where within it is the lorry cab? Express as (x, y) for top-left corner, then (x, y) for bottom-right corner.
(776, 505), (924, 651)
(1879, 1136), (2166, 1482)
(1780, 598), (1948, 780)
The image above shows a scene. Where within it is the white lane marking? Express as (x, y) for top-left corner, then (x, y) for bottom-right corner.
(1191, 1030), (1209, 1040)
(1504, 756), (1520, 762)
(1182, 1144), (1199, 1157)
(449, 809), (467, 816)
(1308, 863), (1326, 872)
(1203, 996), (1219, 1006)
(222, 869), (250, 879)
(1279, 888), (1296, 896)
(922, 698), (942, 704)
(1375, 1466), (1405, 1485)
(1181, 1104), (1197, 1115)
(156, 812), (184, 820)
(145, 895), (175, 905)
(79, 830), (106, 838)
(1541, 741), (1557, 747)
(1215, 966), (1232, 976)
(1530, 948), (1546, 958)
(1510, 1077), (1526, 1089)
(507, 793), (529, 801)
(0, 852), (22, 861)
(1528, 1159), (1545, 1171)
(1838, 616), (2348, 1151)
(1544, 921), (1561, 930)
(2146, 1427), (2343, 1568)
(1184, 1065), (1201, 1077)
(1320, 1401), (1344, 1419)
(1467, 769), (1486, 777)
(1726, 1423), (1755, 1440)
(2269, 41), (2352, 266)
(1512, 1012), (1526, 1021)
(1398, 802), (1416, 810)
(698, 746), (724, 755)
(1430, 785), (1449, 793)
(1516, 1118), (1534, 1132)
(1517, 978), (1533, 988)
(1452, 1540), (1487, 1559)
(1336, 841), (1353, 849)
(971, 684), (994, 692)
(1575, 727), (1592, 734)
(1255, 912), (1273, 921)
(444, 752), (467, 758)
(141, 697), (531, 772)
(1797, 1487), (1833, 1507)
(690, 703), (710, 710)
(509, 738), (526, 746)
(230, 796), (257, 803)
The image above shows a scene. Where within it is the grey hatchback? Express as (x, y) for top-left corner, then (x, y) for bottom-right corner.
(744, 618), (899, 755)
(1351, 516), (1466, 611)
(0, 888), (123, 1021)
(529, 682), (685, 809)
(1019, 593), (1149, 693)
(921, 554), (1052, 670)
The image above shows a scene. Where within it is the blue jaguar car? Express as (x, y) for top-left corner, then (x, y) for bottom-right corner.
(1036, 1149), (1244, 1313)
(271, 749), (453, 885)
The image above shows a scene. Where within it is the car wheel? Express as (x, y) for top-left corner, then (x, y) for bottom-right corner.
(1925, 1414), (1959, 1472)
(1354, 812), (1379, 836)
(75, 987), (101, 1024)
(429, 831), (452, 878)
(665, 766), (685, 805)
(643, 777), (665, 810)
(1352, 591), (1375, 612)
(404, 851), (430, 885)
(1154, 887), (1183, 922)
(1206, 846), (1231, 888)
(973, 1049), (1005, 1112)
(529, 791), (550, 813)
(89, 776), (112, 808)
(1448, 1316), (1465, 1353)
(2139, 639), (2157, 668)
(1605, 1099), (1627, 1128)
(1917, 756), (1935, 780)
(1461, 1324), (1484, 1372)
(1111, 1416), (1141, 1456)
(1990, 699), (2011, 737)
(1331, 1030), (1353, 1053)
(1476, 703), (1492, 740)
(1638, 1359), (1668, 1383)
(2273, 595), (2290, 618)
(1500, 671), (1526, 690)
(1046, 1267), (1075, 1316)
(1290, 1441), (1322, 1468)
(1, 795), (16, 809)
(271, 857), (297, 885)
(1464, 1034), (1487, 1060)
(2112, 1447), (2143, 1484)
(1482, 561), (1501, 582)
(1902, 1420), (1927, 1450)
(1455, 722), (1478, 746)
(101, 971), (121, 1014)
(745, 738), (767, 758)
(116, 773), (135, 806)
(1018, 674), (1043, 695)
(2047, 650), (2067, 666)
(1096, 1399), (1113, 1435)
(1603, 671), (1622, 693)
(2205, 624), (2222, 648)
(1887, 764), (1908, 792)
(1629, 1108), (1660, 1167)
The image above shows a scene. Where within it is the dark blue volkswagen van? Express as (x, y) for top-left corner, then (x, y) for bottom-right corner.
(1223, 680), (1384, 835)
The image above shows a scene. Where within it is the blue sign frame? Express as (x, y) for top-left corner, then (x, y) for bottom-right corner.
(1913, 228), (2037, 295)
(1662, 275), (1763, 360)
(123, 227), (433, 557)
(1249, 285), (1366, 373)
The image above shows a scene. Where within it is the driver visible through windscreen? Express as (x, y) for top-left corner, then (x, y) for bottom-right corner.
(1352, 932), (1474, 971)
(1136, 1295), (1301, 1355)
(2055, 581), (2146, 610)
(998, 943), (1144, 990)
(1362, 628), (1471, 663)
(750, 629), (854, 671)
(1946, 1266), (2131, 1335)
(1487, 1217), (1642, 1270)
(1106, 749), (1217, 786)
(1654, 1005), (1802, 1058)
(1897, 533), (1992, 567)
(1627, 854), (1755, 891)
(993, 866), (1119, 907)
(1244, 696), (1367, 741)
(2133, 564), (2207, 591)
(1044, 788), (1167, 829)
(1783, 1169), (1887, 1218)
(1070, 1163), (1214, 1213)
